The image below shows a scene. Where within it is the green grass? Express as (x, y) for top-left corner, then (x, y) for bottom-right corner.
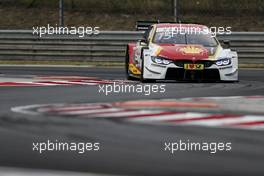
(0, 0), (263, 30)
(1, 0), (264, 14)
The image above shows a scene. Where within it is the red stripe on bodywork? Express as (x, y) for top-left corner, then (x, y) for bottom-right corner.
(127, 43), (136, 64)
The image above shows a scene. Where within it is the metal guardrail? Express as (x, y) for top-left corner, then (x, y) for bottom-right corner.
(0, 30), (263, 63)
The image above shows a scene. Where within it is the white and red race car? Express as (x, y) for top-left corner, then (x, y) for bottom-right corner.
(126, 23), (238, 82)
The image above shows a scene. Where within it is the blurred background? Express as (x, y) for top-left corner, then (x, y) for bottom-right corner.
(0, 0), (263, 31)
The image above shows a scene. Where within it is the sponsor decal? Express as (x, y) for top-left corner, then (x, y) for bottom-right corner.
(178, 46), (206, 55)
(184, 64), (205, 70)
(129, 64), (141, 75)
(155, 46), (163, 56)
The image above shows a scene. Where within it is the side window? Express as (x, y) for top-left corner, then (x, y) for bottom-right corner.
(147, 26), (155, 43)
(143, 26), (154, 43)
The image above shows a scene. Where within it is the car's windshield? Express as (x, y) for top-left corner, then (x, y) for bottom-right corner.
(153, 28), (218, 47)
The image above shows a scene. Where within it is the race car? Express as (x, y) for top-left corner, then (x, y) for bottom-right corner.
(125, 22), (238, 82)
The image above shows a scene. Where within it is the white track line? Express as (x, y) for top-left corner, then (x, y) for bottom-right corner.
(179, 115), (264, 126)
(94, 110), (161, 118)
(127, 112), (209, 122)
(48, 80), (98, 85)
(57, 108), (123, 115)
(18, 82), (61, 86)
(11, 104), (50, 115)
(37, 105), (106, 113)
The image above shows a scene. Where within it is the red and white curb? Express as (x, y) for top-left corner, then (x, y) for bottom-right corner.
(0, 75), (132, 87)
(11, 96), (264, 131)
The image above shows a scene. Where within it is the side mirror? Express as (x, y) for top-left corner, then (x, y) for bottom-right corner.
(139, 39), (148, 46)
(222, 40), (230, 48)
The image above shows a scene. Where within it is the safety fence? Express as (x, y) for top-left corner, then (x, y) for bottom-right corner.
(0, 30), (263, 64)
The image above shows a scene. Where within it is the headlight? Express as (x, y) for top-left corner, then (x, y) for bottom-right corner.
(154, 57), (163, 64)
(215, 58), (231, 66)
(151, 56), (172, 65)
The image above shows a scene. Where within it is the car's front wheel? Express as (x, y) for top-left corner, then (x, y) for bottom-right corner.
(140, 56), (156, 83)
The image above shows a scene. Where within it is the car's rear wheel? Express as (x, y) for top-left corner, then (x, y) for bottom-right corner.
(125, 47), (137, 81)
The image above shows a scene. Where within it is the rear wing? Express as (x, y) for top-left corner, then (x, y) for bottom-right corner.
(136, 21), (158, 31)
(136, 20), (176, 31)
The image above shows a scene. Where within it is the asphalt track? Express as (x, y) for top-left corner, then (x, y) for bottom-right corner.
(0, 66), (264, 176)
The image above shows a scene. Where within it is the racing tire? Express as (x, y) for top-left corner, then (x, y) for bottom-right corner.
(125, 47), (138, 81)
(140, 54), (156, 83)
